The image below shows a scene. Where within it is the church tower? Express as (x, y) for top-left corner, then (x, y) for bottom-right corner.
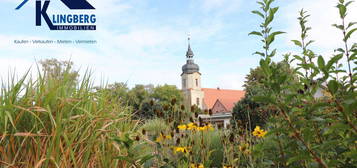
(181, 36), (204, 109)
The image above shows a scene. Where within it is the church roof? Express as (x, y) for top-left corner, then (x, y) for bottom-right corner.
(202, 88), (245, 111)
(182, 38), (199, 74)
(182, 60), (199, 74)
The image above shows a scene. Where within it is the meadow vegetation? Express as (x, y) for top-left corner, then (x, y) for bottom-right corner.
(1, 0), (356, 167)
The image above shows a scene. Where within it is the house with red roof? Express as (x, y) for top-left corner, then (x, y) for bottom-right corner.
(181, 37), (245, 128)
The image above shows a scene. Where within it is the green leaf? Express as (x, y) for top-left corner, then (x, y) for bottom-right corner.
(327, 80), (339, 95)
(266, 31), (285, 46)
(335, 48), (345, 53)
(345, 1), (354, 7)
(332, 24), (344, 30)
(305, 40), (314, 47)
(260, 59), (271, 75)
(326, 54), (343, 70)
(115, 156), (134, 163)
(308, 102), (329, 113)
(337, 4), (347, 18)
(139, 154), (156, 165)
(265, 7), (279, 26)
(252, 95), (275, 104)
(277, 74), (287, 84)
(252, 10), (264, 18)
(324, 123), (350, 135)
(344, 28), (357, 41)
(249, 31), (263, 36)
(291, 40), (302, 47)
(346, 22), (357, 29)
(317, 56), (325, 70)
(293, 55), (304, 62)
(287, 153), (311, 165)
(269, 49), (277, 57)
(253, 51), (265, 57)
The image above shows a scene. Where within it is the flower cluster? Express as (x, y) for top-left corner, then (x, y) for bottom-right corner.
(238, 143), (251, 155)
(223, 165), (233, 168)
(252, 126), (267, 138)
(155, 133), (172, 142)
(177, 123), (214, 131)
(173, 146), (190, 154)
(190, 163), (204, 168)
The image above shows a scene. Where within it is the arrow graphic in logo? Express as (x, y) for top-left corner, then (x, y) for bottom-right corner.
(16, 0), (96, 30)
(59, 0), (95, 9)
(15, 0), (29, 10)
(15, 0), (95, 10)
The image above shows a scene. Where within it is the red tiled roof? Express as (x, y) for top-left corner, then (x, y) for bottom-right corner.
(202, 88), (245, 111)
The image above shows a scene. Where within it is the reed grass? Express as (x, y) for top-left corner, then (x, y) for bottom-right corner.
(0, 66), (137, 168)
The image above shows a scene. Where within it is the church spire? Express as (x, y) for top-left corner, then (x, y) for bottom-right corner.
(182, 34), (199, 74)
(186, 34), (194, 59)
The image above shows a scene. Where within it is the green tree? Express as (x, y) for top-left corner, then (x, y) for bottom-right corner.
(39, 59), (78, 82)
(127, 84), (152, 110)
(232, 61), (295, 129)
(151, 84), (183, 105)
(107, 82), (130, 102)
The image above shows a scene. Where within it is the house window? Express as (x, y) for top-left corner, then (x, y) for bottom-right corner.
(196, 98), (200, 106)
(195, 79), (198, 87)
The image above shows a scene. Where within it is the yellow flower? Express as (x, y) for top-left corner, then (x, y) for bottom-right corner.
(190, 163), (204, 168)
(155, 135), (163, 142)
(239, 143), (251, 155)
(187, 123), (197, 130)
(173, 146), (189, 154)
(197, 126), (206, 131)
(155, 133), (172, 142)
(205, 124), (214, 131)
(195, 124), (214, 131)
(252, 126), (267, 138)
(178, 124), (187, 130)
(165, 135), (172, 139)
(223, 165), (233, 168)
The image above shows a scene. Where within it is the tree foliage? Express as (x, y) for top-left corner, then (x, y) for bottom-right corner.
(248, 0), (357, 167)
(232, 61), (295, 129)
(96, 83), (183, 119)
(39, 58), (78, 82)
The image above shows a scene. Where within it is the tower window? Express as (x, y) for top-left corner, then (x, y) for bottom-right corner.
(195, 79), (198, 87)
(196, 98), (200, 106)
(183, 79), (186, 88)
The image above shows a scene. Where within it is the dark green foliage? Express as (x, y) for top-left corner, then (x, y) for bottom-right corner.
(248, 0), (357, 167)
(232, 61), (295, 130)
(96, 84), (183, 119)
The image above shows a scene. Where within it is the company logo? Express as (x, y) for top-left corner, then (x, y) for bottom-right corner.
(16, 0), (96, 31)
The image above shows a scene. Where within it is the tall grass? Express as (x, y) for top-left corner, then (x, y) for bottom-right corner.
(0, 66), (137, 167)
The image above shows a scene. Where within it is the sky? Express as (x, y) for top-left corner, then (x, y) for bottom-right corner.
(0, 0), (356, 90)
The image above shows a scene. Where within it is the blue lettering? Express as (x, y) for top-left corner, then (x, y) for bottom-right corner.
(67, 14), (72, 23)
(60, 15), (66, 23)
(73, 15), (78, 23)
(50, 14), (96, 24)
(90, 15), (96, 23)
(84, 15), (89, 23)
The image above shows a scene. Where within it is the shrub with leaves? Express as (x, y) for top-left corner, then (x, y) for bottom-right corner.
(249, 0), (356, 167)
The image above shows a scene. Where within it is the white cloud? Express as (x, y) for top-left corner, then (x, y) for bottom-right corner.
(199, 0), (242, 14)
(0, 0), (254, 90)
(279, 0), (357, 76)
(282, 0), (357, 53)
(0, 58), (33, 82)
